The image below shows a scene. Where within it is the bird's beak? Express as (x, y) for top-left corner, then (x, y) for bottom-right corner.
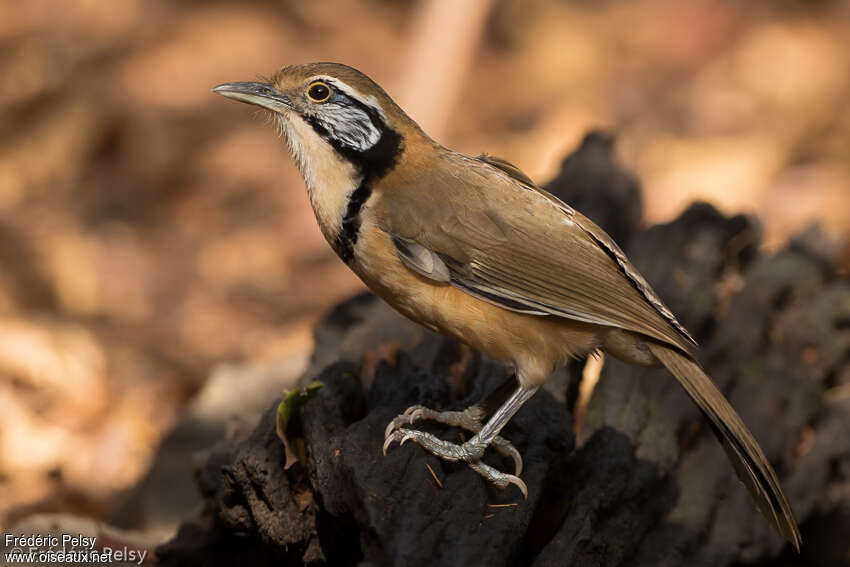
(211, 82), (291, 112)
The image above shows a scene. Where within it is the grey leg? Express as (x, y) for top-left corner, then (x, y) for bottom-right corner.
(383, 385), (539, 497)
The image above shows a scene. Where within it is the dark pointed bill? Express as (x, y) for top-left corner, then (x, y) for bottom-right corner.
(211, 82), (291, 112)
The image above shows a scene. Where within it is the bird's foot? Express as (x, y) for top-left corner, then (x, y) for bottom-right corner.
(382, 405), (526, 497)
(383, 405), (523, 474)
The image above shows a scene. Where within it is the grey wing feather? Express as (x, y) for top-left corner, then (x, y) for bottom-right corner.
(391, 235), (451, 282)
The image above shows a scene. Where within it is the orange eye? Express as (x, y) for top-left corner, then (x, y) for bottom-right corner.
(307, 82), (331, 103)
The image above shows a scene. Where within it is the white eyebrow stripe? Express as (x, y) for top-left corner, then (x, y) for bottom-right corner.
(308, 76), (387, 121)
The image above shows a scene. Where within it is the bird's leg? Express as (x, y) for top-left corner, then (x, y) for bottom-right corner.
(383, 384), (539, 496)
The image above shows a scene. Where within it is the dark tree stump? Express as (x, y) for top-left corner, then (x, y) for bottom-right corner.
(157, 132), (850, 567)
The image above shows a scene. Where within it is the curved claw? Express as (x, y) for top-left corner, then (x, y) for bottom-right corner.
(383, 431), (402, 455)
(384, 406), (428, 439)
(384, 419), (400, 440)
(403, 405), (426, 416)
(383, 428), (443, 456)
(491, 436), (523, 476)
(409, 408), (427, 422)
(505, 474), (528, 499)
(383, 416), (414, 440)
(468, 460), (528, 499)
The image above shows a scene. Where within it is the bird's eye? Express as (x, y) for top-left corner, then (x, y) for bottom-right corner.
(307, 82), (331, 103)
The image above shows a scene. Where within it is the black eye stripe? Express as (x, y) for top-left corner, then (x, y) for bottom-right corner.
(311, 86), (385, 133)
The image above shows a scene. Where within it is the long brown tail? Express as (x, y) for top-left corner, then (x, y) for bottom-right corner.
(647, 342), (802, 550)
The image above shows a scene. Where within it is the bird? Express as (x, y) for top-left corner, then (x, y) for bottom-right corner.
(212, 62), (800, 549)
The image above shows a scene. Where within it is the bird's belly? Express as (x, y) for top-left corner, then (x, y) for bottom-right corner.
(351, 222), (601, 385)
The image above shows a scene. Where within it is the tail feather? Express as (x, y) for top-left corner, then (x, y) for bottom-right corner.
(647, 342), (801, 550)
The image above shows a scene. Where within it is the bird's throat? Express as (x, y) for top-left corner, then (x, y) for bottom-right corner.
(278, 112), (360, 250)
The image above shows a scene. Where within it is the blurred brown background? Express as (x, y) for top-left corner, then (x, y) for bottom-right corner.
(1, 0), (848, 534)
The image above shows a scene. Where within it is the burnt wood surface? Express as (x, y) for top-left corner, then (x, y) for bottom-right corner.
(157, 133), (850, 567)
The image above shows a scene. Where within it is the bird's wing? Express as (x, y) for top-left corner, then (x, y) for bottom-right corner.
(380, 153), (696, 354)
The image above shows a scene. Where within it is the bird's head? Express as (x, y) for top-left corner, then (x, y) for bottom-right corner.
(213, 62), (417, 182)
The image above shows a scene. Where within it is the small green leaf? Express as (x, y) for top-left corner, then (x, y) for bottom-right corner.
(275, 381), (324, 468)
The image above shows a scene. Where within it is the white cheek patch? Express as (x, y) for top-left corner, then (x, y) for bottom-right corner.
(315, 103), (381, 152)
(305, 76), (385, 152)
